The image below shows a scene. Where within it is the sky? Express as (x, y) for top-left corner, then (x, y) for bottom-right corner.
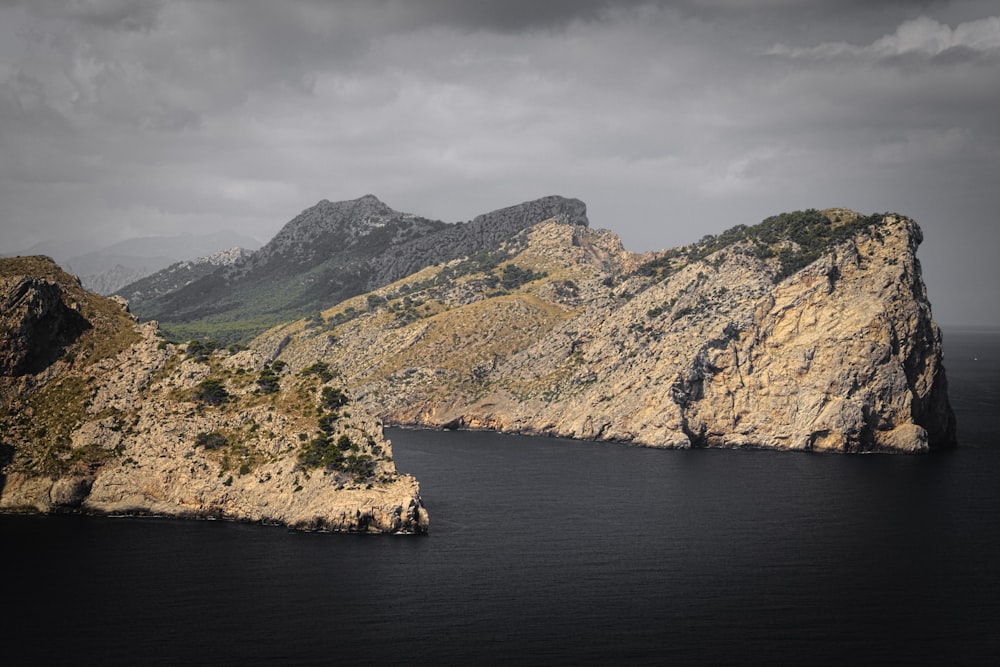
(0, 0), (997, 326)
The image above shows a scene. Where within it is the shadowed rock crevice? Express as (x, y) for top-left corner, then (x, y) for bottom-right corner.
(1, 276), (92, 376)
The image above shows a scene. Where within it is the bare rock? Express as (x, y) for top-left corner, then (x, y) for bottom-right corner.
(0, 256), (428, 532)
(275, 211), (955, 454)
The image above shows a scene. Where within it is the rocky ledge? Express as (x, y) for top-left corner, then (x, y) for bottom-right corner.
(0, 256), (428, 532)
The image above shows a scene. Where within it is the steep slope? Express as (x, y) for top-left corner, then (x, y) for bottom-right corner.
(0, 256), (428, 532)
(48, 230), (262, 296)
(263, 208), (955, 453)
(116, 247), (253, 304)
(127, 194), (588, 343)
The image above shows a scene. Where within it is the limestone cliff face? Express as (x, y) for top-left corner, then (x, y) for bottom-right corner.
(268, 209), (955, 453)
(0, 257), (428, 532)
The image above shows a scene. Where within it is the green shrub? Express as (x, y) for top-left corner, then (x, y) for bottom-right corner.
(194, 431), (228, 450)
(299, 436), (344, 469)
(186, 339), (220, 361)
(301, 361), (334, 383)
(320, 386), (349, 410)
(318, 413), (339, 434)
(500, 264), (547, 290)
(193, 379), (229, 406)
(633, 209), (888, 283)
(256, 367), (280, 394)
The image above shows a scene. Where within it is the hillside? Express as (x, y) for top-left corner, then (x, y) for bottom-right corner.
(260, 207), (956, 453)
(5, 230), (264, 296)
(123, 194), (588, 343)
(0, 256), (427, 532)
(114, 247), (253, 305)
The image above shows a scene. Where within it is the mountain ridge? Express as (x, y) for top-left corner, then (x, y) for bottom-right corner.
(257, 205), (955, 453)
(119, 194), (588, 343)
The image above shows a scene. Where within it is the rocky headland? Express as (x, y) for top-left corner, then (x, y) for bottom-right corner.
(0, 256), (428, 532)
(0, 197), (959, 535)
(263, 206), (955, 453)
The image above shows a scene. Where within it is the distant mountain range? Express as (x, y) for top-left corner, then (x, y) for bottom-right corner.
(118, 194), (588, 343)
(5, 231), (262, 296)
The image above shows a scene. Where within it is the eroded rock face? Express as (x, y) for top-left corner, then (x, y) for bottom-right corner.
(0, 273), (90, 376)
(273, 210), (955, 453)
(0, 257), (428, 533)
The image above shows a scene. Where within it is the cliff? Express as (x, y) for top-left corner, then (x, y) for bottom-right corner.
(0, 256), (428, 532)
(264, 208), (955, 453)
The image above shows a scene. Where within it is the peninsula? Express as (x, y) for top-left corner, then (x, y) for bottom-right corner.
(0, 196), (957, 529)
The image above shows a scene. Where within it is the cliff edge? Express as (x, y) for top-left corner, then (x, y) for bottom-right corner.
(267, 208), (955, 453)
(0, 256), (428, 532)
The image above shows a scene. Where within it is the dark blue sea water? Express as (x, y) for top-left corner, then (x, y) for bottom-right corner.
(2, 329), (999, 665)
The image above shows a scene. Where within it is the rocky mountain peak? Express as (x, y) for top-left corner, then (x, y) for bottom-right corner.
(278, 195), (396, 239)
(467, 195), (588, 231)
(200, 246), (253, 267)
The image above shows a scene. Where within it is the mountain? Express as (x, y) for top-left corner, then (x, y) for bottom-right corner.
(5, 231), (263, 296)
(0, 256), (427, 532)
(114, 246), (253, 304)
(0, 197), (959, 536)
(124, 194), (589, 344)
(258, 206), (956, 454)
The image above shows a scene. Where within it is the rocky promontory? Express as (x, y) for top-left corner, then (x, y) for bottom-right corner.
(265, 207), (955, 453)
(0, 256), (428, 532)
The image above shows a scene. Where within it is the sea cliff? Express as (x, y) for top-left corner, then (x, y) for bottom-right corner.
(265, 208), (955, 453)
(0, 257), (428, 532)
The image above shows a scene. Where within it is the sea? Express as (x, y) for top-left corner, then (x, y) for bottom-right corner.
(2, 328), (999, 665)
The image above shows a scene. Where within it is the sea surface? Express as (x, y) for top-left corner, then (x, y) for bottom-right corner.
(2, 328), (999, 665)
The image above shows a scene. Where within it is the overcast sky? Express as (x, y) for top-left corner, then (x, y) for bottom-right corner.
(1, 1), (997, 326)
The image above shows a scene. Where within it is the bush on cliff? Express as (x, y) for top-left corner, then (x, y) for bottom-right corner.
(320, 386), (349, 410)
(194, 378), (229, 406)
(194, 431), (228, 450)
(634, 208), (888, 282)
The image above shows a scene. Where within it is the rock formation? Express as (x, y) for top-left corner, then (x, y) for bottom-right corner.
(265, 207), (955, 453)
(0, 256), (428, 532)
(0, 198), (959, 542)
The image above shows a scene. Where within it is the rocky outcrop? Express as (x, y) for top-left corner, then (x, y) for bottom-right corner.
(0, 257), (428, 532)
(270, 208), (955, 453)
(365, 195), (588, 289)
(0, 270), (90, 377)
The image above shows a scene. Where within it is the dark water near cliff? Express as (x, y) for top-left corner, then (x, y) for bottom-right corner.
(3, 329), (1000, 665)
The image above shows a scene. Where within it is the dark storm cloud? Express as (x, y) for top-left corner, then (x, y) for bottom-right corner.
(384, 0), (684, 31)
(383, 0), (948, 31)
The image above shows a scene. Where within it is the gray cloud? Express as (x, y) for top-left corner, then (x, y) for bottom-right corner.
(0, 0), (997, 326)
